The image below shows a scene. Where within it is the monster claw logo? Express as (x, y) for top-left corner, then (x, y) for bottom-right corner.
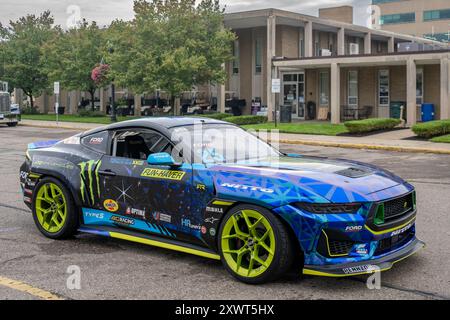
(78, 160), (102, 204)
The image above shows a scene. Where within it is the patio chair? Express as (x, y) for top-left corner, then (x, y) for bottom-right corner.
(342, 106), (357, 121)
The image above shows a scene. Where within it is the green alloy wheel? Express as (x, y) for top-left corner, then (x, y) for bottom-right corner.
(219, 205), (294, 284)
(32, 177), (78, 239)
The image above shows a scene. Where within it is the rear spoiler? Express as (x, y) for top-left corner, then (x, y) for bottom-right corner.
(27, 140), (60, 150)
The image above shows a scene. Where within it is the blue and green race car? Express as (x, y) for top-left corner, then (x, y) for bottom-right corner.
(19, 118), (424, 284)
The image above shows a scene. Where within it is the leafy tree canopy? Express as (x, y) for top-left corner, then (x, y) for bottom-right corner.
(0, 11), (58, 107)
(44, 20), (107, 110)
(107, 0), (235, 99)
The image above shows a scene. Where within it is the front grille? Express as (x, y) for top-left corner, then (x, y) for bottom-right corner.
(328, 240), (354, 256)
(375, 230), (414, 255)
(384, 193), (414, 221)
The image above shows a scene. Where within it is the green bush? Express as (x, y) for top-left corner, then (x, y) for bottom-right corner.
(78, 109), (105, 118)
(344, 118), (401, 134)
(223, 115), (268, 125)
(21, 106), (40, 115)
(412, 120), (450, 138)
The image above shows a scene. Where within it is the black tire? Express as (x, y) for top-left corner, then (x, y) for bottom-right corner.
(7, 122), (18, 127)
(218, 204), (295, 284)
(32, 177), (79, 240)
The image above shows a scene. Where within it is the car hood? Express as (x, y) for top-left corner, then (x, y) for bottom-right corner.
(208, 156), (412, 206)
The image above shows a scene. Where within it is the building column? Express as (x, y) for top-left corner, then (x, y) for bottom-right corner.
(134, 94), (142, 116)
(441, 56), (450, 120)
(13, 88), (23, 106)
(364, 33), (372, 55)
(267, 14), (276, 122)
(218, 73), (226, 114)
(406, 58), (417, 126)
(388, 37), (395, 53)
(330, 63), (341, 124)
(69, 90), (81, 114)
(305, 21), (313, 58)
(337, 28), (345, 56)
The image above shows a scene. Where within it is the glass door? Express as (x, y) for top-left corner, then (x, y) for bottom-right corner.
(282, 73), (305, 120)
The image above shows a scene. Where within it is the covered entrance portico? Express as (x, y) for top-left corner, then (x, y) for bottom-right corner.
(273, 51), (450, 125)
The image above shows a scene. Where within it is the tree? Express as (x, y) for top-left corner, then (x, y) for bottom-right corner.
(0, 11), (58, 108)
(107, 0), (235, 111)
(44, 20), (107, 111)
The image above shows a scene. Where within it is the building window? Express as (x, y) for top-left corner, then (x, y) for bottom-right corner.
(299, 39), (305, 58)
(378, 69), (389, 106)
(423, 33), (450, 43)
(348, 70), (358, 107)
(380, 13), (415, 25)
(319, 71), (329, 106)
(416, 68), (424, 105)
(423, 9), (450, 21)
(232, 40), (240, 75)
(255, 37), (262, 74)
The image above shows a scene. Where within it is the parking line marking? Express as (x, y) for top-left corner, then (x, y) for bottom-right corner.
(0, 276), (63, 300)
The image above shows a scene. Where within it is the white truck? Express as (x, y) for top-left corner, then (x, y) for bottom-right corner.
(0, 81), (20, 127)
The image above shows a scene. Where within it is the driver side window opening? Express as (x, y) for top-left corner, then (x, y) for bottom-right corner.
(111, 129), (173, 161)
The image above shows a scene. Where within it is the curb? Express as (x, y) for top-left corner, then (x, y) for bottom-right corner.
(19, 122), (100, 131)
(277, 139), (450, 155)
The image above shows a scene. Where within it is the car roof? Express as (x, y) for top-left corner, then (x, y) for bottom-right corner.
(81, 117), (233, 138)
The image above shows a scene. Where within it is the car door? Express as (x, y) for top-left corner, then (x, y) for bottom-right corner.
(93, 128), (195, 240)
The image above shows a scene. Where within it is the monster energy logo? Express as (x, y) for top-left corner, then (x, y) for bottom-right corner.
(78, 160), (102, 204)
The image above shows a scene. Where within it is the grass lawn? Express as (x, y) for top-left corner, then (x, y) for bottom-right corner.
(242, 122), (348, 136)
(431, 134), (450, 143)
(22, 114), (137, 124)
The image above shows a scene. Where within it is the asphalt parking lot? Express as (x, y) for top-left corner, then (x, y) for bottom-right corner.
(0, 125), (449, 300)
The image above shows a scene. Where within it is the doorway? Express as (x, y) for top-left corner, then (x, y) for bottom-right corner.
(281, 72), (306, 120)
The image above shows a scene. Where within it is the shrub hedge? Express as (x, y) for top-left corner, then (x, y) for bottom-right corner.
(412, 120), (450, 138)
(198, 113), (230, 120)
(344, 118), (401, 134)
(223, 115), (268, 125)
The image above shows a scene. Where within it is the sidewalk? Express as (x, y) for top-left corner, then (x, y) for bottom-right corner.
(19, 119), (450, 155)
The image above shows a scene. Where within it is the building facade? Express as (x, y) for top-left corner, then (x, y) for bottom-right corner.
(373, 0), (450, 42)
(222, 8), (450, 125)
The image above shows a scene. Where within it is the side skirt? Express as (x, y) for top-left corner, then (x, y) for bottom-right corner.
(78, 225), (221, 261)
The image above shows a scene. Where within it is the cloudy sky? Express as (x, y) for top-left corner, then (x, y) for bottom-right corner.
(0, 0), (373, 28)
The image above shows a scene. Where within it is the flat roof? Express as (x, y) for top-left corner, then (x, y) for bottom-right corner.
(224, 8), (446, 47)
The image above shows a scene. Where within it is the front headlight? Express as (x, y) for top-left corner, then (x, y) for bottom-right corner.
(293, 202), (361, 214)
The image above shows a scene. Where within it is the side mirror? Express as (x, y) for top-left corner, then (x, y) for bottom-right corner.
(147, 152), (180, 167)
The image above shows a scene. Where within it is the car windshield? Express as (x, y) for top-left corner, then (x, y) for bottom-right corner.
(171, 123), (280, 164)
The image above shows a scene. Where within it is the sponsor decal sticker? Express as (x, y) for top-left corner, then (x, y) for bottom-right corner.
(391, 222), (413, 237)
(89, 137), (104, 145)
(84, 211), (104, 219)
(355, 244), (369, 255)
(206, 207), (223, 214)
(209, 228), (216, 237)
(205, 217), (219, 224)
(196, 184), (206, 191)
(126, 207), (146, 219)
(201, 226), (207, 235)
(103, 199), (119, 212)
(181, 218), (202, 231)
(343, 265), (372, 275)
(110, 216), (134, 226)
(345, 225), (363, 233)
(220, 183), (274, 194)
(141, 168), (186, 181)
(153, 212), (172, 223)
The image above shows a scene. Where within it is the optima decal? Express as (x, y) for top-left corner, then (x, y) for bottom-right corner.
(104, 199), (119, 212)
(141, 168), (186, 181)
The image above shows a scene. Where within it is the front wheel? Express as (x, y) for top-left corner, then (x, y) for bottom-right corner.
(32, 177), (79, 239)
(218, 205), (294, 284)
(7, 122), (18, 127)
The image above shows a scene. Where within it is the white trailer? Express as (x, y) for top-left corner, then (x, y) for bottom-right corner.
(0, 81), (20, 127)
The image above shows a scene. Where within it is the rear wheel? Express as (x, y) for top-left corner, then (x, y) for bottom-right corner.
(219, 205), (294, 284)
(32, 177), (78, 239)
(7, 122), (18, 127)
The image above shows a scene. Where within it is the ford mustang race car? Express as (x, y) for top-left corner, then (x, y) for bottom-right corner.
(20, 118), (424, 284)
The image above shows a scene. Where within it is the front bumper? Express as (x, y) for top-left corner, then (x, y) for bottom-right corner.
(303, 237), (425, 277)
